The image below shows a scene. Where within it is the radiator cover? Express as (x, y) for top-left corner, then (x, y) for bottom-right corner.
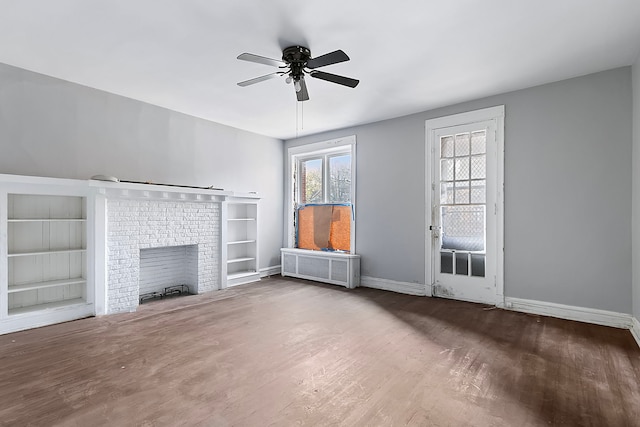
(280, 248), (360, 289)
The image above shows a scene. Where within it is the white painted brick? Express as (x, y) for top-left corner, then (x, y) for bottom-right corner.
(106, 198), (221, 313)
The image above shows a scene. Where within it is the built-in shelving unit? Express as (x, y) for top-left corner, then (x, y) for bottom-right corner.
(1, 175), (95, 334)
(7, 194), (88, 315)
(224, 195), (260, 287)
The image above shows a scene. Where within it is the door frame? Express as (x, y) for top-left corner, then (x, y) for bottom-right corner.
(425, 106), (505, 304)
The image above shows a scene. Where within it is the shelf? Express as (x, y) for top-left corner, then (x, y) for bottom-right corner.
(228, 271), (258, 280)
(228, 218), (256, 222)
(8, 218), (86, 223)
(8, 278), (87, 294)
(8, 298), (88, 316)
(227, 257), (255, 264)
(228, 240), (256, 245)
(8, 248), (87, 257)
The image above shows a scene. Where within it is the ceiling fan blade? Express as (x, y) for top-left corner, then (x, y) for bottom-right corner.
(310, 71), (359, 88)
(296, 77), (309, 101)
(237, 53), (284, 67)
(306, 50), (350, 69)
(237, 72), (280, 87)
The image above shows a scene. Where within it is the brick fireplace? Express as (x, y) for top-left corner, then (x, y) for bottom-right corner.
(104, 195), (221, 313)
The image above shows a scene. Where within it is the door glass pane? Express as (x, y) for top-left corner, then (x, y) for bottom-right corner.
(438, 128), (487, 252)
(470, 180), (486, 203)
(470, 155), (485, 179)
(441, 252), (453, 274)
(441, 158), (454, 181)
(441, 205), (485, 251)
(300, 159), (323, 204)
(471, 254), (485, 277)
(455, 133), (470, 156)
(441, 182), (454, 204)
(455, 157), (470, 180)
(455, 252), (469, 275)
(329, 154), (351, 203)
(471, 131), (486, 154)
(441, 136), (454, 158)
(454, 181), (469, 204)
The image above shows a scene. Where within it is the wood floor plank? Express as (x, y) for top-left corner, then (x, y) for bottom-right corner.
(1, 276), (639, 426)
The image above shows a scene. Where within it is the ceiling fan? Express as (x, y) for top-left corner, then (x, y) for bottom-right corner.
(237, 45), (359, 101)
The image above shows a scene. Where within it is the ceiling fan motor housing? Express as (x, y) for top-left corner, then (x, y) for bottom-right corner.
(282, 46), (311, 81)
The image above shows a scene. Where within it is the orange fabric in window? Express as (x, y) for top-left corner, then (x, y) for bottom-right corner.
(329, 206), (351, 251)
(297, 205), (351, 252)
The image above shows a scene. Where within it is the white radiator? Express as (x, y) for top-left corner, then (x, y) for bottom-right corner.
(280, 248), (360, 289)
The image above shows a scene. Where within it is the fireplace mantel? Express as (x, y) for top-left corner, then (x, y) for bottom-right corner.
(91, 179), (259, 315)
(1, 173), (260, 334)
(88, 179), (232, 202)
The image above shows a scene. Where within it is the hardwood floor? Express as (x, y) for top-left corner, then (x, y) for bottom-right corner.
(1, 277), (639, 426)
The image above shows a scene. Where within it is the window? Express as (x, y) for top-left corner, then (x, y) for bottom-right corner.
(298, 153), (352, 205)
(286, 136), (356, 253)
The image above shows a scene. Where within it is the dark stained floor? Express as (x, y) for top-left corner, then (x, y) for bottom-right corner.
(1, 276), (639, 426)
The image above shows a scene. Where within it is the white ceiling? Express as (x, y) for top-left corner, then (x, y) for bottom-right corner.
(1, 1), (640, 140)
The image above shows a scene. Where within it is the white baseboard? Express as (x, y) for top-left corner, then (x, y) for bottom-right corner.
(503, 297), (633, 329)
(360, 276), (426, 296)
(260, 265), (281, 278)
(631, 317), (640, 349)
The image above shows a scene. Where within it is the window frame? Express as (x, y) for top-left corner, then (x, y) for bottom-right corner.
(286, 135), (356, 252)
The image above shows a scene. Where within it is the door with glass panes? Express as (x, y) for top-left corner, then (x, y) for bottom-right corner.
(430, 120), (497, 304)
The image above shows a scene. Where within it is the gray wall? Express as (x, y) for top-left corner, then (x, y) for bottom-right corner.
(286, 67), (633, 314)
(633, 56), (640, 321)
(0, 62), (284, 269)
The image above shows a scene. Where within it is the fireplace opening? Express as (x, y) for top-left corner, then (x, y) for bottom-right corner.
(139, 245), (198, 304)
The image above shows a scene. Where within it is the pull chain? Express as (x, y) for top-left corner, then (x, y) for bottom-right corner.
(295, 100), (304, 138)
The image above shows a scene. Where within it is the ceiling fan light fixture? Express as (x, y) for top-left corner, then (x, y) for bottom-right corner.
(237, 45), (358, 101)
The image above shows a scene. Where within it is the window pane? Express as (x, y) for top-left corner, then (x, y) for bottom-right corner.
(301, 158), (323, 204)
(329, 154), (351, 203)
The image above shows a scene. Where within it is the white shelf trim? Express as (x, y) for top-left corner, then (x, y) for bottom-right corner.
(8, 248), (87, 257)
(8, 278), (87, 293)
(8, 298), (88, 316)
(228, 271), (258, 280)
(227, 257), (256, 264)
(8, 218), (86, 222)
(227, 240), (256, 245)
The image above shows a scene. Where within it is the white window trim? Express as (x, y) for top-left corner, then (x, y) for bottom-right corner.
(285, 135), (357, 252)
(425, 106), (504, 302)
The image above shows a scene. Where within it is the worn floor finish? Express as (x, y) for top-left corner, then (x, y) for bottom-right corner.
(1, 277), (639, 427)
